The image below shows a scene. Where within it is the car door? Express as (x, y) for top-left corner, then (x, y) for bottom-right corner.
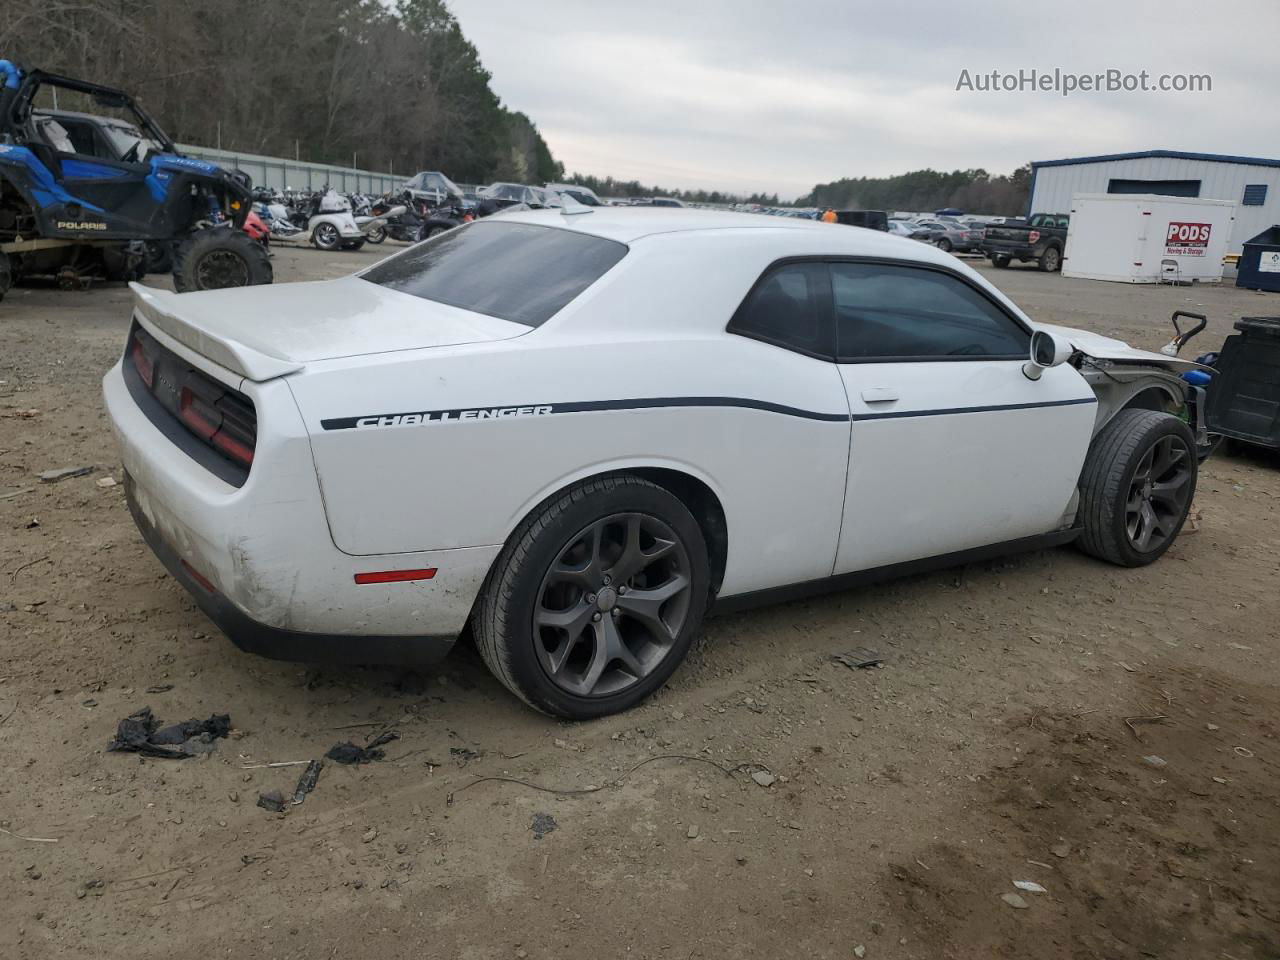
(723, 260), (852, 588)
(829, 259), (1096, 574)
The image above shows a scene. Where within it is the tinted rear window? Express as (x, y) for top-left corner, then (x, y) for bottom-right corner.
(361, 221), (627, 327)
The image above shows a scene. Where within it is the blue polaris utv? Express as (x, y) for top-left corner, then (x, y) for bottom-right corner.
(0, 60), (271, 300)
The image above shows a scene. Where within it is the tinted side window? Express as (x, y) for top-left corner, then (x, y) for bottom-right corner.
(728, 262), (832, 357)
(832, 262), (1029, 361)
(361, 221), (627, 327)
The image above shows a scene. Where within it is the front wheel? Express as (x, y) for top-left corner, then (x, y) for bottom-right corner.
(1077, 410), (1197, 566)
(474, 475), (710, 719)
(173, 228), (273, 293)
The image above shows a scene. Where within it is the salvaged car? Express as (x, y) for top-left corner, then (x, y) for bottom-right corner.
(103, 209), (1206, 718)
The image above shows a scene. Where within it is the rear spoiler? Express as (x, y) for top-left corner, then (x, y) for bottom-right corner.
(129, 282), (304, 382)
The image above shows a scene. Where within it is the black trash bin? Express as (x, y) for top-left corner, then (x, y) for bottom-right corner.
(1205, 316), (1280, 448)
(1235, 226), (1280, 292)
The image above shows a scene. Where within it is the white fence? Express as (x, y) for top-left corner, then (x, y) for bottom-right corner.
(176, 143), (402, 194)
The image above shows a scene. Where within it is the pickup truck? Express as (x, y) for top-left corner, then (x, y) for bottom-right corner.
(981, 212), (1069, 271)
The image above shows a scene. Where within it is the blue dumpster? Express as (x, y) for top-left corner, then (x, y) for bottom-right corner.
(1236, 225), (1280, 292)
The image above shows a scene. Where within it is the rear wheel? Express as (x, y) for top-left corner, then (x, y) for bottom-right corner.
(1077, 410), (1197, 566)
(937, 238), (953, 252)
(1039, 246), (1062, 272)
(312, 221), (341, 250)
(173, 228), (273, 293)
(474, 475), (710, 719)
(365, 226), (387, 244)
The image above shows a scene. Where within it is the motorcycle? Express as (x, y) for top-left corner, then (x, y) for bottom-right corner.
(303, 187), (385, 251)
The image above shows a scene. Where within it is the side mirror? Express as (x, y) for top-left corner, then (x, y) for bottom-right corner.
(1023, 329), (1071, 381)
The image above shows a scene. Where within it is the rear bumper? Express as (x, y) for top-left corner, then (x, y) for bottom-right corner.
(126, 475), (456, 665)
(982, 241), (1038, 259)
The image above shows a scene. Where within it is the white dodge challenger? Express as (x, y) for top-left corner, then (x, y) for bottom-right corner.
(104, 208), (1206, 718)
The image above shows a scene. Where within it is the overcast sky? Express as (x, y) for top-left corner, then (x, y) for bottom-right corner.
(448, 0), (1278, 199)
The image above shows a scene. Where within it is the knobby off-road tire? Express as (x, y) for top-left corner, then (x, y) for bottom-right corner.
(473, 475), (711, 719)
(1077, 409), (1197, 566)
(173, 229), (273, 293)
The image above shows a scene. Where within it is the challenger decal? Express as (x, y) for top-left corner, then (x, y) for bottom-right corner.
(319, 396), (1097, 432)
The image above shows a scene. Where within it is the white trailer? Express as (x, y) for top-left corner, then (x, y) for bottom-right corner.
(1062, 194), (1235, 283)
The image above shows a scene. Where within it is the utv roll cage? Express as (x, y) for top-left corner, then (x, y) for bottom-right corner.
(0, 66), (176, 155)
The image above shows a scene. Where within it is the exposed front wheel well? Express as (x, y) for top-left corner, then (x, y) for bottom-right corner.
(1121, 387), (1178, 414)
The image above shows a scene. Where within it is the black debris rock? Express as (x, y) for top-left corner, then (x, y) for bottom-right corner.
(831, 648), (884, 670)
(257, 789), (287, 813)
(107, 706), (231, 759)
(449, 746), (480, 765)
(530, 813), (557, 840)
(292, 760), (323, 805)
(325, 730), (399, 765)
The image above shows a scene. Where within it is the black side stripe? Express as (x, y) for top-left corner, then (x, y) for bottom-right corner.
(851, 396), (1096, 422)
(320, 396), (1096, 431)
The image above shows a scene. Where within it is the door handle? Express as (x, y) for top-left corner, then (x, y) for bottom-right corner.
(860, 387), (899, 403)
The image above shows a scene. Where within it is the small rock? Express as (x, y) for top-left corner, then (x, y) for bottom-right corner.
(362, 827), (377, 843)
(1206, 723), (1220, 731)
(1013, 880), (1047, 893)
(256, 790), (286, 813)
(686, 824), (699, 839)
(671, 710), (685, 721)
(516, 950), (528, 959)
(1001, 892), (1029, 909)
(1142, 755), (1167, 768)
(869, 921), (883, 935)
(751, 770), (776, 788)
(95, 476), (117, 488)
(803, 868), (814, 877)
(854, 946), (866, 959)
(1212, 776), (1228, 784)
(735, 854), (747, 864)
(1050, 842), (1070, 859)
(228, 791), (239, 803)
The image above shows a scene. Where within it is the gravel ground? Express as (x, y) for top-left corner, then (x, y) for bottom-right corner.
(1, 241), (1278, 960)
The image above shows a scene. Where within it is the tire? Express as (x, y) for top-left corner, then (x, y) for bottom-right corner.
(102, 246), (145, 282)
(1039, 246), (1062, 272)
(425, 225), (448, 240)
(341, 239), (365, 251)
(365, 226), (386, 244)
(173, 228), (273, 293)
(144, 241), (173, 275)
(0, 251), (10, 302)
(937, 238), (953, 252)
(992, 255), (1011, 268)
(1077, 409), (1197, 567)
(474, 474), (711, 719)
(312, 221), (341, 250)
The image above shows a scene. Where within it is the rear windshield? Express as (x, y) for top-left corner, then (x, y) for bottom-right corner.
(361, 221), (627, 327)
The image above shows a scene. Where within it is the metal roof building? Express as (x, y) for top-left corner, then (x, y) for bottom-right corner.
(1028, 150), (1280, 269)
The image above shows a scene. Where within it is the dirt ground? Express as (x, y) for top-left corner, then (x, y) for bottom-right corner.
(2, 242), (1278, 960)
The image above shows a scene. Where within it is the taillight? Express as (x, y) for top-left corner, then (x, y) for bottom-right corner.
(1028, 230), (1041, 243)
(180, 386), (255, 469)
(130, 333), (154, 388)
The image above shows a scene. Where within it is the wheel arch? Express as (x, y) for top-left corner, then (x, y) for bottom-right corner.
(493, 460), (730, 597)
(1089, 377), (1183, 438)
